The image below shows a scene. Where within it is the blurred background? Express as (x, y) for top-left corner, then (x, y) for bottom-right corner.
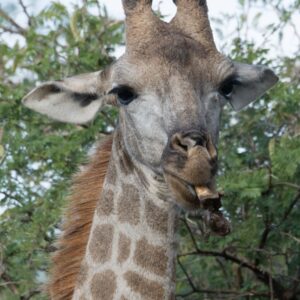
(0, 0), (299, 299)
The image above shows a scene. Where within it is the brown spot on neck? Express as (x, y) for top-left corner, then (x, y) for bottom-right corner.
(124, 271), (165, 299)
(118, 183), (141, 225)
(88, 224), (114, 263)
(91, 270), (116, 300)
(145, 200), (169, 235)
(134, 238), (168, 276)
(96, 189), (114, 216)
(118, 233), (131, 264)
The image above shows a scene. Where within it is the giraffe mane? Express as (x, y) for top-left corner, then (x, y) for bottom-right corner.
(47, 135), (113, 300)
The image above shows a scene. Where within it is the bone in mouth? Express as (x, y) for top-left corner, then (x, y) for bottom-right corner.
(195, 186), (219, 201)
(195, 186), (221, 210)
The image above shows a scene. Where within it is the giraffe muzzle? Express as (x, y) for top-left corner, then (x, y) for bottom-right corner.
(161, 130), (231, 236)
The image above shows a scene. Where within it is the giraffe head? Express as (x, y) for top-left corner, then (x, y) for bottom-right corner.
(23, 0), (278, 211)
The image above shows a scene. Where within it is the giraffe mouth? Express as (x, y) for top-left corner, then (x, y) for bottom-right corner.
(194, 186), (222, 210)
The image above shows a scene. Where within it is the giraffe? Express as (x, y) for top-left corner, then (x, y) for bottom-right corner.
(22, 0), (278, 299)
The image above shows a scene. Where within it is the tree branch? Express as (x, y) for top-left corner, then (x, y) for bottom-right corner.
(176, 288), (270, 298)
(181, 217), (200, 251)
(18, 0), (32, 26)
(278, 192), (300, 227)
(0, 270), (19, 295)
(216, 257), (231, 288)
(255, 211), (272, 267)
(177, 257), (198, 293)
(0, 25), (21, 34)
(273, 182), (300, 190)
(0, 8), (27, 35)
(178, 249), (285, 298)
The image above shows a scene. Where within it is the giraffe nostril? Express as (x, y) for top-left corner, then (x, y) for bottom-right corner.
(171, 134), (190, 153)
(171, 131), (207, 153)
(184, 131), (207, 147)
(193, 136), (206, 148)
(177, 142), (188, 152)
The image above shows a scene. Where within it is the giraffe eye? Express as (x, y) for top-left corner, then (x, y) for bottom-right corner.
(109, 85), (137, 105)
(219, 78), (240, 99)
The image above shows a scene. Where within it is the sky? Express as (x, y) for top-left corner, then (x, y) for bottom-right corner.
(0, 0), (300, 56)
(91, 0), (299, 56)
(26, 0), (237, 20)
(3, 0), (299, 56)
(99, 0), (236, 20)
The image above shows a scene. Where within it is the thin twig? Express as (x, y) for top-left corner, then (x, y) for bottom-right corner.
(181, 217), (200, 251)
(18, 0), (32, 26)
(0, 270), (19, 295)
(177, 257), (198, 292)
(255, 212), (271, 267)
(0, 8), (26, 35)
(281, 232), (300, 244)
(178, 249), (285, 298)
(177, 289), (270, 298)
(272, 182), (300, 190)
(0, 25), (21, 34)
(269, 256), (274, 300)
(217, 257), (230, 282)
(277, 192), (300, 227)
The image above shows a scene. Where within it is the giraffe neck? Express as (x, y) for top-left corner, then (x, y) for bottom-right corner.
(73, 128), (178, 300)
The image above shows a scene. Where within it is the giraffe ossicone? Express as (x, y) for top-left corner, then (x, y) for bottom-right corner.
(22, 0), (278, 299)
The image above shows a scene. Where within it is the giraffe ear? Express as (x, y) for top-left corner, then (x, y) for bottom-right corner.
(228, 62), (279, 111)
(22, 70), (113, 124)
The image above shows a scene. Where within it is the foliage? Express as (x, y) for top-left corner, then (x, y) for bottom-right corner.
(0, 0), (299, 299)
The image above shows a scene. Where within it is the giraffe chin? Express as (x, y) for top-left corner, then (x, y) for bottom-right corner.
(195, 186), (231, 236)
